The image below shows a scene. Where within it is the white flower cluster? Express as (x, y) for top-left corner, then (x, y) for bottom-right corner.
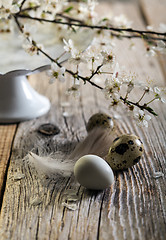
(47, 62), (65, 83)
(28, 0), (68, 19)
(133, 109), (151, 128)
(146, 23), (166, 57)
(153, 86), (166, 103)
(1, 0), (166, 128)
(78, 0), (98, 24)
(146, 40), (166, 57)
(0, 0), (20, 19)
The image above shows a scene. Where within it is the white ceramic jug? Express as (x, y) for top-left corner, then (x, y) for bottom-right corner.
(0, 69), (50, 123)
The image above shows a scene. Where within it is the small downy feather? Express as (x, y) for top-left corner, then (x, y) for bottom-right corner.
(28, 152), (73, 178)
(27, 127), (115, 178)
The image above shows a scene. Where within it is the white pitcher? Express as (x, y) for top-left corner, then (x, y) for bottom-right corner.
(0, 69), (50, 123)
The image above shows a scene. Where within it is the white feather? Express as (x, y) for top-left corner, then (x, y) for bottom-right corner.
(28, 152), (73, 178)
(27, 127), (115, 178)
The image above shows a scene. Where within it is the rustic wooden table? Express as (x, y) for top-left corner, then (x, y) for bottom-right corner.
(0, 0), (165, 239)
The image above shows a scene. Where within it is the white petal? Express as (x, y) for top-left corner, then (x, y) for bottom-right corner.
(51, 62), (58, 71)
(161, 98), (166, 103)
(157, 40), (165, 48)
(59, 76), (65, 82)
(11, 5), (20, 13)
(60, 66), (66, 74)
(143, 120), (148, 127)
(144, 115), (151, 121)
(139, 110), (144, 116)
(154, 87), (160, 94)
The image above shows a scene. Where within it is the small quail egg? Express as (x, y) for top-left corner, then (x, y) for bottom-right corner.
(106, 134), (144, 170)
(74, 155), (114, 190)
(86, 112), (114, 132)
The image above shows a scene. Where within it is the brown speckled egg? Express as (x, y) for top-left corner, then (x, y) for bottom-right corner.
(86, 113), (114, 132)
(106, 134), (144, 170)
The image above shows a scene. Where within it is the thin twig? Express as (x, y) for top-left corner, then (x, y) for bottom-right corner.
(19, 0), (27, 12)
(120, 96), (157, 115)
(146, 97), (157, 105)
(56, 13), (84, 24)
(136, 90), (147, 104)
(89, 64), (103, 80)
(16, 14), (166, 41)
(19, 6), (39, 13)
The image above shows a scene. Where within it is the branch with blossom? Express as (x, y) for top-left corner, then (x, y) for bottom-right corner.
(0, 0), (166, 127)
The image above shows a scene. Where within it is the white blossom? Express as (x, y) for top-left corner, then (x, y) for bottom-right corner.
(22, 41), (43, 55)
(29, 0), (67, 19)
(113, 14), (132, 28)
(87, 0), (98, 11)
(126, 80), (134, 94)
(67, 83), (80, 98)
(153, 41), (166, 54)
(91, 37), (115, 52)
(102, 63), (122, 99)
(109, 92), (121, 109)
(78, 0), (98, 23)
(153, 86), (166, 103)
(102, 78), (121, 100)
(63, 39), (78, 58)
(0, 0), (20, 19)
(83, 44), (102, 70)
(47, 62), (65, 83)
(69, 55), (87, 65)
(146, 48), (156, 57)
(133, 109), (151, 128)
(146, 41), (166, 56)
(101, 50), (115, 66)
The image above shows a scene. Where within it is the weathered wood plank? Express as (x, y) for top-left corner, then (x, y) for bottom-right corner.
(0, 125), (17, 206)
(0, 1), (165, 240)
(139, 0), (166, 28)
(139, 0), (166, 80)
(97, 3), (166, 239)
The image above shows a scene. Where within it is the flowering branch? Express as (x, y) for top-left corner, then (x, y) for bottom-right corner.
(1, 0), (166, 127)
(15, 15), (102, 87)
(16, 13), (166, 42)
(13, 8), (166, 125)
(120, 97), (158, 116)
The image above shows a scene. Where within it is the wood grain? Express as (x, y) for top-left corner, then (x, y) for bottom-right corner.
(0, 125), (17, 207)
(139, 0), (166, 80)
(0, 1), (165, 240)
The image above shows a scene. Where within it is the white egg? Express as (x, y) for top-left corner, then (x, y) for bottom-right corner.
(74, 155), (114, 190)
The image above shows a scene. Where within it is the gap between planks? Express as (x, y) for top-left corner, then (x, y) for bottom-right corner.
(0, 125), (17, 210)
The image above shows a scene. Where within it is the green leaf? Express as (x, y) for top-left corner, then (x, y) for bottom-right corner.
(64, 6), (73, 13)
(145, 106), (158, 116)
(102, 18), (109, 22)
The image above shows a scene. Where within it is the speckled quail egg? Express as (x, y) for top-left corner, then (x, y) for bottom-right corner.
(86, 113), (114, 132)
(106, 134), (144, 170)
(74, 155), (114, 190)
